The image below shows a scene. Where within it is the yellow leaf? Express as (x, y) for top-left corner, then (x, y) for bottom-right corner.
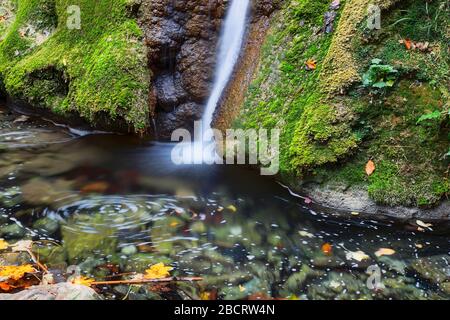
(0, 239), (9, 250)
(239, 285), (246, 292)
(144, 263), (173, 279)
(375, 248), (396, 257)
(200, 291), (211, 300)
(305, 59), (317, 70)
(365, 160), (376, 176)
(170, 221), (179, 228)
(350, 212), (360, 216)
(226, 205), (237, 213)
(0, 265), (35, 281)
(70, 276), (95, 287)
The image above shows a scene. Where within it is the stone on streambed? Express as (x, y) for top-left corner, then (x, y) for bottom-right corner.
(61, 214), (117, 263)
(282, 265), (325, 293)
(21, 178), (75, 207)
(408, 255), (450, 287)
(0, 283), (101, 300)
(0, 223), (26, 239)
(32, 217), (60, 235)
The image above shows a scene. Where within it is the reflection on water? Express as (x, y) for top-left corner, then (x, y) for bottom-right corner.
(0, 103), (449, 300)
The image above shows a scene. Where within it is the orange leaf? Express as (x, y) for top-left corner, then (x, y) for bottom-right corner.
(404, 39), (412, 50)
(0, 282), (12, 292)
(375, 248), (396, 257)
(321, 243), (333, 255)
(305, 59), (317, 71)
(81, 181), (109, 194)
(365, 160), (376, 176)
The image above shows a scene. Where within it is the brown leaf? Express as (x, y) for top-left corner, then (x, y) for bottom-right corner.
(365, 160), (376, 176)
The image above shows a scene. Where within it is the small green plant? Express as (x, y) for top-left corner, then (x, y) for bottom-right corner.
(362, 58), (398, 89)
(416, 110), (442, 125)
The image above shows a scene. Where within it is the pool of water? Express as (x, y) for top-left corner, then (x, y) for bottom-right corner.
(0, 102), (449, 300)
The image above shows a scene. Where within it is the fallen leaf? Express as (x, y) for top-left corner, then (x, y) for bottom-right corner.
(321, 243), (333, 255)
(200, 291), (212, 300)
(169, 221), (179, 228)
(80, 181), (109, 194)
(0, 282), (11, 292)
(403, 38), (412, 50)
(226, 205), (237, 213)
(375, 248), (396, 257)
(70, 276), (95, 287)
(239, 285), (246, 292)
(144, 263), (173, 279)
(298, 230), (314, 238)
(0, 265), (35, 281)
(351, 211), (360, 216)
(416, 219), (433, 229)
(305, 59), (317, 71)
(415, 243), (423, 249)
(0, 239), (9, 250)
(11, 240), (33, 253)
(365, 160), (376, 176)
(346, 250), (370, 262)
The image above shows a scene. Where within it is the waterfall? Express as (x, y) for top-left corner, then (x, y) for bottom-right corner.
(172, 0), (250, 165)
(201, 0), (250, 135)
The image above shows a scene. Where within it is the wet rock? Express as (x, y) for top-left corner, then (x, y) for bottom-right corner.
(282, 265), (325, 293)
(0, 186), (22, 208)
(377, 256), (407, 275)
(61, 214), (117, 263)
(154, 73), (187, 111)
(0, 283), (101, 300)
(408, 255), (450, 285)
(32, 217), (59, 235)
(156, 102), (203, 139)
(0, 252), (33, 266)
(121, 245), (138, 256)
(21, 178), (74, 206)
(0, 223), (26, 239)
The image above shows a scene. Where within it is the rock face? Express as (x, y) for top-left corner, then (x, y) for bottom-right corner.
(138, 0), (227, 139)
(0, 283), (101, 300)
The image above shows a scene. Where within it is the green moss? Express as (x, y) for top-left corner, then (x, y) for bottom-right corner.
(0, 0), (149, 132)
(236, 0), (449, 207)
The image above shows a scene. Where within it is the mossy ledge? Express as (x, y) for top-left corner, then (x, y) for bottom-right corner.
(226, 0), (449, 217)
(0, 0), (150, 133)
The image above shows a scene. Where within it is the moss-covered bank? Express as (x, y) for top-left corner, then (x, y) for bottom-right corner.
(0, 0), (149, 132)
(231, 0), (449, 209)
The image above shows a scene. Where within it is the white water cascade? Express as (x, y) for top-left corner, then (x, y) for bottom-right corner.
(201, 0), (251, 133)
(171, 0), (250, 165)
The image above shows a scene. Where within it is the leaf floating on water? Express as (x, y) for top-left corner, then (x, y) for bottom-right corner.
(70, 276), (95, 287)
(0, 265), (36, 281)
(365, 160), (376, 176)
(226, 205), (237, 213)
(321, 243), (333, 255)
(375, 248), (396, 257)
(0, 239), (9, 250)
(298, 230), (314, 238)
(416, 220), (433, 229)
(144, 263), (173, 279)
(11, 240), (33, 253)
(346, 250), (370, 262)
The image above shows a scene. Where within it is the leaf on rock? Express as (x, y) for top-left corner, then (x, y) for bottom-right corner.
(375, 248), (396, 257)
(144, 263), (173, 279)
(70, 276), (95, 287)
(0, 239), (9, 250)
(365, 160), (376, 176)
(0, 265), (36, 281)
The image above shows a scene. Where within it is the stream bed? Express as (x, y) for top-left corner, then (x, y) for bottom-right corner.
(0, 102), (449, 300)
